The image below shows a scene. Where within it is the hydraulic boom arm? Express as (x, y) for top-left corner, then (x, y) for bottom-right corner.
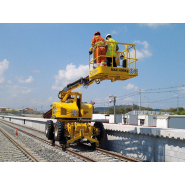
(58, 75), (98, 102)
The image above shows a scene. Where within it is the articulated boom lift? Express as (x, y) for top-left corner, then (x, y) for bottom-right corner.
(44, 41), (138, 149)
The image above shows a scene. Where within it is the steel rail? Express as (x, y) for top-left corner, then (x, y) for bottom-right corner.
(0, 119), (140, 162)
(80, 143), (140, 162)
(0, 128), (40, 162)
(0, 120), (96, 162)
(96, 148), (140, 162)
(1, 120), (141, 162)
(0, 119), (45, 134)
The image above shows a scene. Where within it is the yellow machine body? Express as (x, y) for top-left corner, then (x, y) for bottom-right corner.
(52, 91), (97, 147)
(64, 122), (99, 147)
(89, 66), (138, 82)
(52, 92), (93, 120)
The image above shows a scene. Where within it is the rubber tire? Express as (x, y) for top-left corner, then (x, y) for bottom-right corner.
(91, 142), (96, 150)
(45, 120), (54, 140)
(62, 137), (68, 151)
(54, 121), (65, 141)
(94, 122), (104, 141)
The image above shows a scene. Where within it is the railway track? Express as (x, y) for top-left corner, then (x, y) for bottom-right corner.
(69, 143), (140, 162)
(0, 128), (39, 162)
(0, 119), (94, 162)
(0, 119), (140, 162)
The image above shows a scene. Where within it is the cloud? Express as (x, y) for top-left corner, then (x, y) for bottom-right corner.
(139, 23), (170, 28)
(0, 59), (9, 83)
(30, 96), (54, 107)
(132, 40), (152, 60)
(52, 63), (89, 90)
(47, 96), (53, 102)
(111, 30), (117, 34)
(123, 83), (138, 91)
(18, 76), (34, 83)
(7, 80), (12, 84)
(32, 69), (40, 73)
(178, 87), (185, 93)
(135, 40), (149, 49)
(123, 96), (134, 102)
(6, 85), (31, 96)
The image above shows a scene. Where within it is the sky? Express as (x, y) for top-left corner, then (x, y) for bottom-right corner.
(0, 2), (185, 111)
(1, 1), (185, 180)
(1, 23), (185, 111)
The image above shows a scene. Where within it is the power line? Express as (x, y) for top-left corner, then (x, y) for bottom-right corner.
(131, 96), (185, 105)
(117, 84), (185, 98)
(93, 85), (185, 107)
(143, 84), (185, 92)
(143, 89), (185, 94)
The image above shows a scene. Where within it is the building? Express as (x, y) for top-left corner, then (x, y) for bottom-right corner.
(23, 108), (36, 114)
(0, 107), (7, 112)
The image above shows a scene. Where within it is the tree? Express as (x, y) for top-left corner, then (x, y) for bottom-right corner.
(107, 108), (114, 114)
(94, 109), (99, 113)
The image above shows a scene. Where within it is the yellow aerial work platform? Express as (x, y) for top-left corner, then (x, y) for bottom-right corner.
(89, 42), (138, 82)
(44, 41), (139, 150)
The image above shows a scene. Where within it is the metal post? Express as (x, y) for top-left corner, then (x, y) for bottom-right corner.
(139, 89), (141, 111)
(109, 95), (116, 123)
(132, 102), (134, 111)
(174, 92), (179, 112)
(144, 96), (149, 115)
(114, 96), (116, 123)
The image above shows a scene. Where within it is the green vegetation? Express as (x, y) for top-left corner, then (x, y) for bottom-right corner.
(95, 104), (185, 115)
(95, 104), (153, 114)
(1, 109), (21, 115)
(107, 107), (132, 114)
(161, 107), (185, 115)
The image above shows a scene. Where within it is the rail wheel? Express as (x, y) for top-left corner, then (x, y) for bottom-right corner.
(94, 122), (104, 141)
(45, 120), (54, 140)
(54, 121), (65, 141)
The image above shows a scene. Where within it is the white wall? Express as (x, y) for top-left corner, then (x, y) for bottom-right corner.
(137, 115), (157, 127)
(156, 115), (185, 129)
(109, 114), (122, 123)
(122, 115), (138, 125)
(169, 117), (185, 129)
(92, 114), (109, 120)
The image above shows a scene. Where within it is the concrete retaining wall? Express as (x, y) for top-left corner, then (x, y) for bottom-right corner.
(101, 124), (185, 162)
(0, 115), (56, 131)
(1, 115), (185, 162)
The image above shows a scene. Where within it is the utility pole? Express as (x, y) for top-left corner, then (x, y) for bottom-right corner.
(109, 95), (116, 123)
(144, 96), (149, 115)
(174, 92), (179, 112)
(139, 89), (141, 111)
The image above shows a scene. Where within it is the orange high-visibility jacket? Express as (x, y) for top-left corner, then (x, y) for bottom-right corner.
(91, 35), (105, 47)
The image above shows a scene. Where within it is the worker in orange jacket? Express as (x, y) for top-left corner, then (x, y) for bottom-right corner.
(91, 31), (107, 67)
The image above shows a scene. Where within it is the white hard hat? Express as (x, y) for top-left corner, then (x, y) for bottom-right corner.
(106, 34), (112, 39)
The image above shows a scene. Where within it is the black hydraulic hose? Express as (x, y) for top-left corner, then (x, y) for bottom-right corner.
(58, 76), (97, 100)
(67, 78), (82, 88)
(58, 91), (62, 99)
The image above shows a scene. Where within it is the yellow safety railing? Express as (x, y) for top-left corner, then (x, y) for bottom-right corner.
(89, 41), (138, 70)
